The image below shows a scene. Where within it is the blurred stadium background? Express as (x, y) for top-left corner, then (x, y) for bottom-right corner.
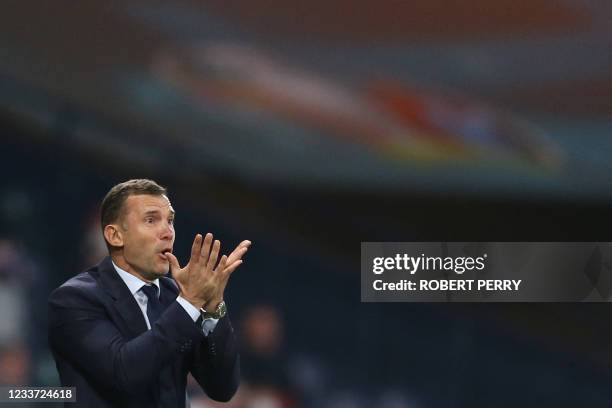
(2, 1), (612, 407)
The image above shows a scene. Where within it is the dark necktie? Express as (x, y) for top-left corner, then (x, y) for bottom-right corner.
(141, 284), (174, 406)
(141, 284), (162, 326)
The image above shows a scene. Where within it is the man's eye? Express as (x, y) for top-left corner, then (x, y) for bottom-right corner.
(145, 217), (154, 223)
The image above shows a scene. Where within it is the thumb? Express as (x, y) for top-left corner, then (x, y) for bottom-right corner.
(165, 252), (181, 274)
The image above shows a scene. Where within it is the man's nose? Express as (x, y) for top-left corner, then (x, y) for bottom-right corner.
(160, 222), (174, 241)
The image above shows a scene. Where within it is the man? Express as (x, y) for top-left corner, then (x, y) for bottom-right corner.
(48, 179), (250, 407)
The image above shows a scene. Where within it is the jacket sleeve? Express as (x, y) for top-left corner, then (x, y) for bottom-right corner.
(189, 314), (240, 402)
(48, 284), (205, 395)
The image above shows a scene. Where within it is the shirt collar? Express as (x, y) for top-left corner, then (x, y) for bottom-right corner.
(112, 260), (161, 297)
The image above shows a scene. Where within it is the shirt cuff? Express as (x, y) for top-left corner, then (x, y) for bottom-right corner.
(176, 296), (201, 321)
(176, 296), (219, 336)
(201, 318), (219, 336)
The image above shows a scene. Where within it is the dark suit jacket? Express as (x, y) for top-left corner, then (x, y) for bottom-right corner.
(48, 256), (240, 407)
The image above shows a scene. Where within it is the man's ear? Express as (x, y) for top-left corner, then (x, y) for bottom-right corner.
(103, 224), (124, 248)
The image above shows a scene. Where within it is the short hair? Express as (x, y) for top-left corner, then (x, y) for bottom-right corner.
(100, 178), (167, 236)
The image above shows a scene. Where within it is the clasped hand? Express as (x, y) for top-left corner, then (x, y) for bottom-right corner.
(166, 233), (250, 311)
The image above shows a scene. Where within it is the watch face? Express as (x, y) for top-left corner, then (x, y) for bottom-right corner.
(216, 301), (227, 318)
(201, 302), (226, 319)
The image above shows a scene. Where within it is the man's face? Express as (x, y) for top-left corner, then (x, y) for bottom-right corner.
(119, 194), (175, 281)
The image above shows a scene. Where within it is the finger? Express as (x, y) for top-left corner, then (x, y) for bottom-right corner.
(227, 240), (250, 259)
(224, 259), (243, 275)
(207, 240), (221, 270)
(200, 233), (213, 263)
(227, 246), (249, 265)
(215, 254), (228, 273)
(189, 234), (203, 266)
(166, 252), (181, 275)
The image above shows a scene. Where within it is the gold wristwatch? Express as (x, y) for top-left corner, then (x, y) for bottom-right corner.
(200, 301), (226, 319)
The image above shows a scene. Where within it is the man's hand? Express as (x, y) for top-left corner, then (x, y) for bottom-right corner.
(165, 233), (250, 310)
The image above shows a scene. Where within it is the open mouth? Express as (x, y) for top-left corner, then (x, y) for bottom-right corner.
(158, 247), (173, 260)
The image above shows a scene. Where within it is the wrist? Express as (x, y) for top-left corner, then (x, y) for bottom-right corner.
(200, 300), (226, 320)
(202, 298), (222, 312)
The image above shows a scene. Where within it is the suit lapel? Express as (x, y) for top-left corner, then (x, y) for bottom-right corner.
(96, 258), (183, 399)
(159, 276), (179, 309)
(97, 257), (149, 337)
(96, 257), (182, 338)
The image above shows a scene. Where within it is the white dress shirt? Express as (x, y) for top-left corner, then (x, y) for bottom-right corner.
(112, 261), (218, 335)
